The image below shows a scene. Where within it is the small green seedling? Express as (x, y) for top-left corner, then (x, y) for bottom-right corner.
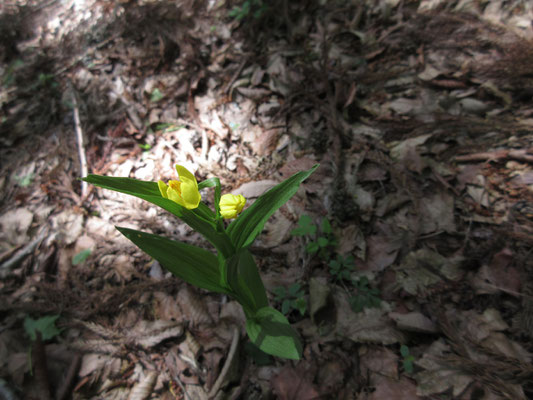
(291, 215), (336, 260)
(72, 249), (91, 266)
(138, 143), (152, 151)
(348, 276), (381, 312)
(400, 344), (415, 374)
(229, 0), (268, 21)
(328, 254), (354, 282)
(14, 173), (34, 187)
(24, 315), (62, 374)
(150, 88), (164, 103)
(24, 315), (62, 342)
(272, 283), (307, 316)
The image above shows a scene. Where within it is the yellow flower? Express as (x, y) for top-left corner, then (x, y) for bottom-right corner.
(219, 194), (246, 219)
(158, 165), (201, 209)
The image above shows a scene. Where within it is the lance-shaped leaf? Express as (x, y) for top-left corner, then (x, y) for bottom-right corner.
(225, 248), (268, 316)
(82, 175), (234, 257)
(116, 227), (228, 294)
(227, 164), (318, 249)
(246, 306), (302, 360)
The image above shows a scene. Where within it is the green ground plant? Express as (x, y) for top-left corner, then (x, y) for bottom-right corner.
(291, 215), (336, 260)
(400, 344), (415, 374)
(292, 214), (381, 313)
(349, 276), (381, 313)
(228, 0), (268, 21)
(272, 283), (306, 316)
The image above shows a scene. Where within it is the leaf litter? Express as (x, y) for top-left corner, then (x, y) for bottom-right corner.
(1, 0), (533, 398)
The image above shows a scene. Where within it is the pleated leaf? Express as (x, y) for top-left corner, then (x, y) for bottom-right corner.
(116, 227), (227, 294)
(227, 165), (318, 249)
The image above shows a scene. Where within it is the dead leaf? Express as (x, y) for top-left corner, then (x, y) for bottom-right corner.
(271, 365), (319, 400)
(418, 190), (456, 234)
(363, 233), (402, 272)
(360, 346), (399, 379)
(394, 249), (463, 295)
(414, 339), (473, 397)
(335, 291), (404, 344)
(471, 248), (522, 295)
(128, 320), (184, 348)
(369, 376), (421, 400)
(0, 208), (33, 247)
(389, 311), (439, 334)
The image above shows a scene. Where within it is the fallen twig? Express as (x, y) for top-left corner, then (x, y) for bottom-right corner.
(172, 371), (193, 400)
(33, 332), (52, 400)
(71, 90), (88, 198)
(208, 325), (239, 399)
(0, 227), (48, 278)
(56, 354), (81, 400)
(455, 149), (533, 163)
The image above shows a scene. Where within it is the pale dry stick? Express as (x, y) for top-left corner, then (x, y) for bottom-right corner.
(0, 227), (49, 278)
(71, 93), (88, 198)
(455, 149), (533, 163)
(172, 371), (193, 400)
(207, 325), (240, 399)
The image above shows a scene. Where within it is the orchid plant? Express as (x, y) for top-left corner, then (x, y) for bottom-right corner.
(83, 164), (318, 359)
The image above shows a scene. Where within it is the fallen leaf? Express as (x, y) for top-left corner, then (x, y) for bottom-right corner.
(0, 208), (33, 247)
(360, 346), (399, 379)
(389, 311), (439, 334)
(335, 291), (404, 344)
(271, 365), (319, 400)
(414, 339), (473, 397)
(369, 376), (421, 400)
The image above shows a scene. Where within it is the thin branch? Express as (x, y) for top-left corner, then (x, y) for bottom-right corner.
(0, 227), (49, 278)
(172, 371), (193, 400)
(208, 325), (239, 399)
(71, 90), (88, 198)
(455, 149), (533, 163)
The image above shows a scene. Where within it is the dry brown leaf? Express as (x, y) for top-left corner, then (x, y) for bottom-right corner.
(359, 346), (399, 379)
(369, 376), (421, 400)
(414, 339), (473, 397)
(389, 311), (439, 334)
(394, 248), (463, 295)
(335, 291), (404, 345)
(271, 365), (319, 400)
(127, 370), (158, 400)
(471, 247), (522, 295)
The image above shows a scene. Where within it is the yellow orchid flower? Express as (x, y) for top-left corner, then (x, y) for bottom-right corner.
(158, 165), (201, 209)
(219, 194), (246, 219)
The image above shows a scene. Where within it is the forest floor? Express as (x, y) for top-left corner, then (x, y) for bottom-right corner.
(1, 0), (533, 399)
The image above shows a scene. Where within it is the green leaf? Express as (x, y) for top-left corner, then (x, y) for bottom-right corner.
(321, 217), (332, 234)
(245, 307), (302, 360)
(288, 283), (301, 297)
(72, 249), (91, 265)
(244, 342), (273, 366)
(306, 242), (319, 254)
(82, 175), (234, 257)
(317, 236), (329, 247)
(281, 299), (291, 315)
(291, 215), (316, 237)
(294, 297), (307, 316)
(24, 315), (61, 342)
(400, 344), (410, 358)
(150, 88), (164, 102)
(116, 227), (228, 294)
(227, 165), (318, 249)
(198, 177), (222, 218)
(272, 286), (286, 299)
(225, 248), (269, 315)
